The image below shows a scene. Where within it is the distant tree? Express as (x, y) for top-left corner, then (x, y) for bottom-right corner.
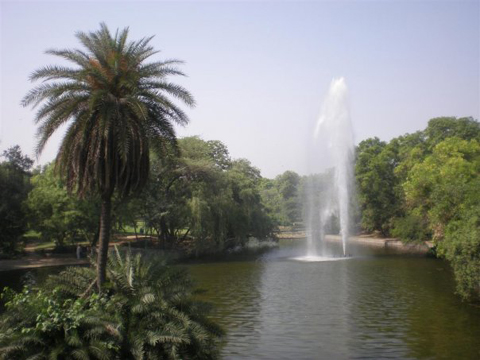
(2, 145), (34, 172)
(22, 24), (194, 289)
(424, 116), (480, 150)
(259, 178), (284, 225)
(276, 171), (301, 225)
(26, 164), (99, 247)
(132, 137), (275, 254)
(0, 145), (33, 255)
(207, 140), (232, 170)
(259, 171), (301, 227)
(355, 137), (400, 235)
(227, 159), (274, 242)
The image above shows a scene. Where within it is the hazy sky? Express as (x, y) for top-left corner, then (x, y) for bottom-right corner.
(1, 0), (479, 178)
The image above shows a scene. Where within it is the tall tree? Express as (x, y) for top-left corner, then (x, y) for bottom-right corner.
(22, 23), (194, 289)
(355, 137), (400, 235)
(0, 146), (33, 254)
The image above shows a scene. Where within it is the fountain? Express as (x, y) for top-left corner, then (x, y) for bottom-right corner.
(296, 78), (355, 261)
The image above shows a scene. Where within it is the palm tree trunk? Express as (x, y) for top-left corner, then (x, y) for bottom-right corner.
(97, 195), (112, 291)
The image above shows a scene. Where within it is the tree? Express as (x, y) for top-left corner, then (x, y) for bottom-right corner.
(355, 137), (400, 235)
(441, 201), (480, 301)
(131, 137), (275, 254)
(22, 24), (194, 289)
(0, 146), (33, 255)
(276, 171), (301, 225)
(259, 171), (302, 227)
(354, 117), (480, 239)
(206, 140), (232, 170)
(2, 145), (34, 173)
(26, 164), (99, 247)
(226, 159), (274, 243)
(424, 117), (480, 150)
(401, 137), (480, 299)
(403, 138), (480, 241)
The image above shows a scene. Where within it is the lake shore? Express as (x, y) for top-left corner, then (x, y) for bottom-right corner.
(277, 230), (434, 255)
(0, 231), (434, 272)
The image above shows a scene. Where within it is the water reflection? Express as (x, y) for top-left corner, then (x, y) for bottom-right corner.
(187, 261), (265, 358)
(190, 240), (480, 359)
(253, 256), (351, 359)
(345, 257), (480, 359)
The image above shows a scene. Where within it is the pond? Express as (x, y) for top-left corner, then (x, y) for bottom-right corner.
(187, 239), (480, 359)
(1, 239), (480, 359)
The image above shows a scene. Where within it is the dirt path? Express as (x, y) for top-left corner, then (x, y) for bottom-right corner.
(0, 236), (159, 272)
(0, 256), (89, 272)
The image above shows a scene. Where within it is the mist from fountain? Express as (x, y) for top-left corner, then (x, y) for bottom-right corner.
(304, 77), (355, 259)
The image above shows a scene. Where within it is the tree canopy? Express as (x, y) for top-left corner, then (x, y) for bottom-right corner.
(355, 117), (480, 300)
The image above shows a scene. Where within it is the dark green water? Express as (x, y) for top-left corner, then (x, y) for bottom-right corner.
(1, 240), (480, 359)
(186, 240), (480, 359)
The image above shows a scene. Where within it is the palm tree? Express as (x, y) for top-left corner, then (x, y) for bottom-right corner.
(22, 23), (194, 289)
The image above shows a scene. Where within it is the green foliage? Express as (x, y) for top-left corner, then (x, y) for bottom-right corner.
(424, 117), (480, 150)
(128, 137), (275, 254)
(402, 138), (480, 299)
(0, 288), (116, 359)
(403, 138), (480, 241)
(0, 146), (33, 255)
(206, 140), (232, 170)
(354, 117), (480, 300)
(439, 205), (480, 301)
(355, 117), (480, 238)
(226, 159), (274, 240)
(355, 137), (400, 235)
(276, 171), (301, 225)
(0, 250), (223, 359)
(260, 171), (302, 226)
(391, 211), (431, 243)
(26, 164), (99, 247)
(1, 145), (34, 172)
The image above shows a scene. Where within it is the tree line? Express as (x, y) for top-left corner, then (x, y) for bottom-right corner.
(355, 116), (480, 300)
(2, 117), (479, 301)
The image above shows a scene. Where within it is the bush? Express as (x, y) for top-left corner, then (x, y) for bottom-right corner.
(391, 212), (431, 243)
(0, 249), (223, 359)
(438, 207), (480, 301)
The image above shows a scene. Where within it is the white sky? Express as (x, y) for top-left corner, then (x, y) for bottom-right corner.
(1, 0), (479, 178)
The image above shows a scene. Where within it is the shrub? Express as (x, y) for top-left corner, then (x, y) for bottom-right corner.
(0, 249), (223, 359)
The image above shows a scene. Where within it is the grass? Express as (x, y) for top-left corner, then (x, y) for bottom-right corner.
(116, 221), (160, 236)
(21, 221), (190, 253)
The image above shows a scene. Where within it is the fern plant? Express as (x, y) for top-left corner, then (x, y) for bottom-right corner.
(0, 249), (223, 359)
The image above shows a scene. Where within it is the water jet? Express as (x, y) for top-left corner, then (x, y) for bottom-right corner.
(305, 78), (355, 258)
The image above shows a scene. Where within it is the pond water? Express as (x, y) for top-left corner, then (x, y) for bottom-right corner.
(187, 240), (480, 359)
(1, 239), (480, 359)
